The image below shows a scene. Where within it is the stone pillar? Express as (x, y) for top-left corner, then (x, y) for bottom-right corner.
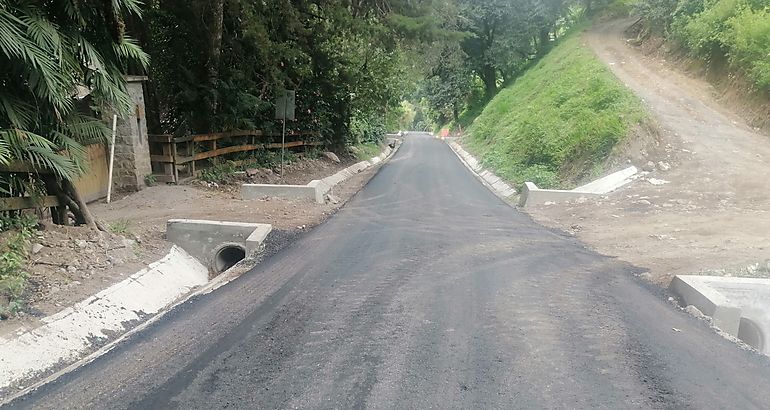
(113, 75), (152, 191)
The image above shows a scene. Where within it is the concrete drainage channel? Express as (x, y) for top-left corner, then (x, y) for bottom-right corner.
(0, 220), (272, 396)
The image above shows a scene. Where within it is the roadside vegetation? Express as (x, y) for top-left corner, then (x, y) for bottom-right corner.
(466, 30), (647, 188)
(635, 0), (770, 92)
(0, 214), (36, 318)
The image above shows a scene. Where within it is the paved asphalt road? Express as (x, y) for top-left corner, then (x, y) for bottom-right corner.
(7, 133), (770, 409)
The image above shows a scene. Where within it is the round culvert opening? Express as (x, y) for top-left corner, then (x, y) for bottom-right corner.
(214, 244), (246, 273)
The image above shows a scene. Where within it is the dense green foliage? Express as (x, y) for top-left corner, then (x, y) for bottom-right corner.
(138, 0), (433, 145)
(636, 0), (770, 91)
(466, 31), (647, 188)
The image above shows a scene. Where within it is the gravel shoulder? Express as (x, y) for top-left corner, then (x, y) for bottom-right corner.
(526, 18), (770, 286)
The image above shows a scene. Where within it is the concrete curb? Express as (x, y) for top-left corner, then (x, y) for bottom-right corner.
(519, 166), (639, 207)
(445, 138), (516, 200)
(0, 246), (208, 393)
(242, 139), (402, 203)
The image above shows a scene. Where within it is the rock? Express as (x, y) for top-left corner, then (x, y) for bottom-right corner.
(543, 201), (556, 206)
(31, 243), (44, 254)
(75, 239), (88, 248)
(575, 197), (588, 204)
(122, 238), (137, 248)
(323, 151), (341, 163)
(326, 194), (340, 204)
(67, 265), (78, 274)
(685, 305), (706, 320)
(657, 161), (671, 171)
(648, 178), (669, 186)
(245, 168), (260, 177)
(642, 161), (656, 172)
(635, 199), (652, 206)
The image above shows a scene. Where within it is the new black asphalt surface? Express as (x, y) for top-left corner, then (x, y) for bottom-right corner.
(6, 133), (770, 409)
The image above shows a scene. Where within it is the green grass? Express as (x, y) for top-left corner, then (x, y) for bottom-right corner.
(466, 29), (647, 189)
(353, 142), (382, 161)
(108, 219), (131, 234)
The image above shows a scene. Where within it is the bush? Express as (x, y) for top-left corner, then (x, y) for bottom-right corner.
(639, 0), (770, 91)
(350, 113), (386, 145)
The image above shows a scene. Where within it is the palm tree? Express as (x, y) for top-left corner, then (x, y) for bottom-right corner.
(0, 0), (149, 227)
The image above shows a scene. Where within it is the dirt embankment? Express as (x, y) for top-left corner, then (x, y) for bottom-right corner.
(1, 151), (379, 338)
(527, 19), (770, 286)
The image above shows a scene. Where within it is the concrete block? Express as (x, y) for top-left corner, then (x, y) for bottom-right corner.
(242, 183), (318, 201)
(519, 182), (599, 207)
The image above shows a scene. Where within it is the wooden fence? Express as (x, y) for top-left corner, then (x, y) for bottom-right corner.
(0, 130), (323, 211)
(149, 129), (323, 183)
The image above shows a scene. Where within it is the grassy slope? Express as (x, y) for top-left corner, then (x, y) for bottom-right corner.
(466, 29), (647, 189)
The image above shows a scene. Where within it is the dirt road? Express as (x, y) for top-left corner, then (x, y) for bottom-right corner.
(6, 133), (770, 409)
(529, 19), (770, 285)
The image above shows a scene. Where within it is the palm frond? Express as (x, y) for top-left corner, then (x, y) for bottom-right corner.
(0, 92), (36, 129)
(21, 10), (62, 60)
(116, 0), (144, 18)
(0, 132), (10, 165)
(113, 36), (150, 69)
(0, 128), (78, 179)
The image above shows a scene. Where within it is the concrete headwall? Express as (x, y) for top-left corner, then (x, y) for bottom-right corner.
(670, 275), (770, 355)
(166, 219), (272, 271)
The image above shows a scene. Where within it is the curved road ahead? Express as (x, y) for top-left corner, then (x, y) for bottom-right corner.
(7, 133), (770, 409)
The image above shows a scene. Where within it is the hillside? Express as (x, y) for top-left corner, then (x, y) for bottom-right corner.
(465, 29), (650, 189)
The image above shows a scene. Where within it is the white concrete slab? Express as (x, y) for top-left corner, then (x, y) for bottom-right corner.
(670, 275), (770, 354)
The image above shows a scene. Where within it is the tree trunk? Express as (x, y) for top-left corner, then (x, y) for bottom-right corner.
(62, 179), (99, 231)
(481, 64), (497, 100)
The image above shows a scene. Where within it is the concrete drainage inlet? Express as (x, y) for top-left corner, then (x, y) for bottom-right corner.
(214, 245), (246, 274)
